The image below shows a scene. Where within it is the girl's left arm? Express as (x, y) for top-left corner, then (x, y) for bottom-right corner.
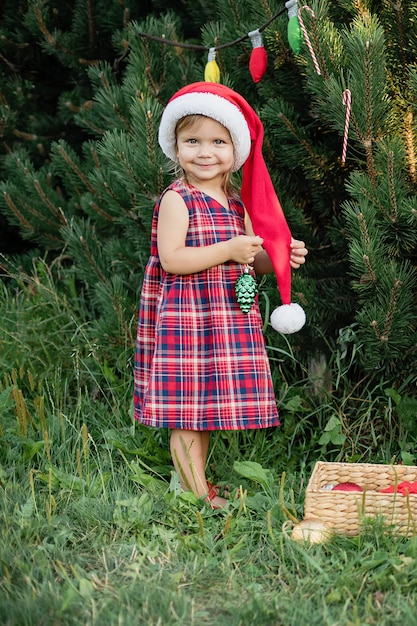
(244, 211), (308, 275)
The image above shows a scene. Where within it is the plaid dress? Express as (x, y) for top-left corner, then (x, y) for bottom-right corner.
(134, 180), (279, 431)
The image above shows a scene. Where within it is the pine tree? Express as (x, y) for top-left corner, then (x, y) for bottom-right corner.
(0, 0), (416, 390)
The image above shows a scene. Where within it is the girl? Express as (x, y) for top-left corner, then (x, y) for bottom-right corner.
(134, 82), (307, 509)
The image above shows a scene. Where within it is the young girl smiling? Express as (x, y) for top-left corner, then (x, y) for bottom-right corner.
(134, 82), (307, 508)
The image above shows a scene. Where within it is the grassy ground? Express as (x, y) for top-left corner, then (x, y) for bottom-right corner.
(2, 371), (417, 626)
(2, 452), (417, 626)
(1, 265), (417, 625)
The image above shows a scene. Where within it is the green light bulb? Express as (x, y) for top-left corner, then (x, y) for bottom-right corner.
(288, 16), (302, 55)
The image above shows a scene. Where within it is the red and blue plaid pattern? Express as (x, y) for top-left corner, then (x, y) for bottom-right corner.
(134, 181), (279, 431)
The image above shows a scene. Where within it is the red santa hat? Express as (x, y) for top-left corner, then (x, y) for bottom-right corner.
(158, 81), (305, 333)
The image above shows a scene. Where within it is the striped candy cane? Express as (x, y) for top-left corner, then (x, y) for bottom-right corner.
(342, 89), (352, 164)
(298, 5), (321, 75)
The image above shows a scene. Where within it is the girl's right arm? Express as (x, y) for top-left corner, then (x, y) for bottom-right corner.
(157, 190), (263, 275)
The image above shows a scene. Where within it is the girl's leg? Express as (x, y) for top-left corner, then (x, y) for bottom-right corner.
(201, 431), (210, 469)
(170, 429), (208, 496)
(170, 429), (226, 507)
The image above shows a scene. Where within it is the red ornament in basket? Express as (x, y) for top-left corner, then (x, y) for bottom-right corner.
(332, 482), (363, 492)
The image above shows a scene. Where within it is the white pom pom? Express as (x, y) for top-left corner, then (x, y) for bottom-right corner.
(270, 303), (306, 334)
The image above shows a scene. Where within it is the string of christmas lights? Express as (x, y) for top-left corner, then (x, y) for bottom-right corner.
(135, 1), (351, 161)
(137, 1), (302, 84)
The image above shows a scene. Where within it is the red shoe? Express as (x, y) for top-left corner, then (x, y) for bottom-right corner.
(207, 481), (230, 499)
(204, 484), (222, 509)
(207, 481), (220, 494)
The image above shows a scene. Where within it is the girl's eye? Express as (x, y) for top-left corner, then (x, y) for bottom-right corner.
(214, 139), (225, 144)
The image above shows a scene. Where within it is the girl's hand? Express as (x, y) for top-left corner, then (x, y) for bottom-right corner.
(228, 235), (264, 265)
(290, 238), (308, 269)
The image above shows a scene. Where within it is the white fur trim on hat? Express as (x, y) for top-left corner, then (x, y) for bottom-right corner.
(270, 303), (306, 334)
(158, 91), (251, 171)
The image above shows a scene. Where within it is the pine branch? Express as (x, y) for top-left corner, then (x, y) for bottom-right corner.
(79, 236), (107, 283)
(404, 109), (416, 184)
(33, 1), (100, 67)
(32, 178), (67, 225)
(364, 40), (376, 186)
(2, 192), (35, 234)
(86, 0), (97, 51)
(382, 277), (402, 339)
(277, 112), (325, 165)
(88, 200), (114, 222)
(33, 3), (73, 57)
(387, 150), (398, 222)
(55, 143), (96, 196)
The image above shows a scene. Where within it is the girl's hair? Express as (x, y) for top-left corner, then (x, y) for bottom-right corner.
(174, 115), (238, 197)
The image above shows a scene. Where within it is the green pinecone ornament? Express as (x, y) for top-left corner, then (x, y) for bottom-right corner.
(235, 268), (257, 313)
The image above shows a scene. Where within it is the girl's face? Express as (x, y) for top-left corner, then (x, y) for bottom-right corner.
(176, 116), (234, 188)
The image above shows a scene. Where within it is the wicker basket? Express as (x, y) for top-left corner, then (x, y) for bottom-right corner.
(304, 461), (417, 536)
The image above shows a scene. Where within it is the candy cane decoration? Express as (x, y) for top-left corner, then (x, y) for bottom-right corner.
(298, 5), (321, 75)
(342, 88), (352, 164)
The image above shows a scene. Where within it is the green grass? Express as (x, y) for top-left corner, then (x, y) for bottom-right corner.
(2, 432), (417, 626)
(2, 369), (417, 626)
(1, 261), (417, 625)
